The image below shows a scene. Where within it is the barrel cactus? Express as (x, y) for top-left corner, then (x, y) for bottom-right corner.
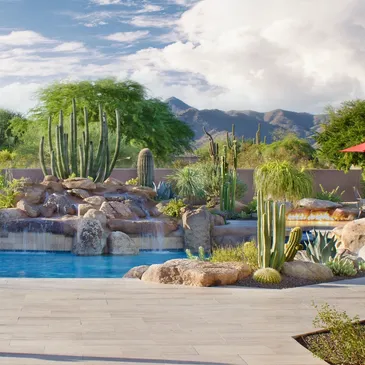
(137, 148), (154, 188)
(285, 227), (303, 262)
(253, 268), (282, 284)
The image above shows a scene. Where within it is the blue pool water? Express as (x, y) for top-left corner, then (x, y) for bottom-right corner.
(0, 251), (187, 278)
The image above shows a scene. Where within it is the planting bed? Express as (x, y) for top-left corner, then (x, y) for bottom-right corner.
(236, 271), (365, 289)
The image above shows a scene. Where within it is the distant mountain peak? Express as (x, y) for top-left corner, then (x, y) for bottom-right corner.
(165, 97), (194, 114)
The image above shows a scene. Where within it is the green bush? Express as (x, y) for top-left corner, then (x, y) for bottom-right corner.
(359, 262), (365, 272)
(161, 198), (186, 218)
(0, 172), (26, 208)
(245, 199), (257, 214)
(242, 241), (259, 270)
(315, 184), (344, 203)
(326, 256), (357, 277)
(185, 247), (207, 261)
(210, 244), (245, 263)
(254, 160), (313, 202)
(125, 177), (138, 185)
(305, 303), (365, 365)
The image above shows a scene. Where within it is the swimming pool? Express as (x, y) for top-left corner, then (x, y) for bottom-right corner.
(0, 251), (186, 278)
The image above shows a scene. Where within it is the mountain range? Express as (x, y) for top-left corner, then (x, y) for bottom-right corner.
(165, 97), (328, 146)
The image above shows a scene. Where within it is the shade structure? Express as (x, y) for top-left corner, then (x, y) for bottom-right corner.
(341, 142), (365, 152)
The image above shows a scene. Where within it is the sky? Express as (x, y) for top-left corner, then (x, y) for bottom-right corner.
(0, 0), (365, 115)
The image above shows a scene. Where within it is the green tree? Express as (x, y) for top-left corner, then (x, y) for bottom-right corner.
(315, 100), (365, 171)
(30, 78), (194, 163)
(0, 109), (23, 150)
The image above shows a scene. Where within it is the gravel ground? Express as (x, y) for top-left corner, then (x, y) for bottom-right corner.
(236, 271), (365, 289)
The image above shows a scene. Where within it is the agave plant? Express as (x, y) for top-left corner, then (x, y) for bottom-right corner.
(305, 230), (337, 264)
(153, 181), (174, 201)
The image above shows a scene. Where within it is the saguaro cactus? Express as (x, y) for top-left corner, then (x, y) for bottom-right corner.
(39, 99), (122, 183)
(257, 190), (286, 270)
(137, 148), (155, 187)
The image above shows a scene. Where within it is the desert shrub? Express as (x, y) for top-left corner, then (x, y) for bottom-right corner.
(210, 244), (245, 263)
(254, 160), (313, 202)
(161, 198), (186, 218)
(326, 257), (357, 277)
(0, 150), (17, 169)
(167, 166), (206, 203)
(245, 199), (257, 214)
(126, 177), (138, 185)
(315, 184), (344, 203)
(305, 303), (365, 365)
(242, 241), (259, 270)
(0, 172), (26, 208)
(359, 262), (365, 272)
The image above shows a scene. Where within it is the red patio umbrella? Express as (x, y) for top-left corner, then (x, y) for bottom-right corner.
(341, 143), (365, 152)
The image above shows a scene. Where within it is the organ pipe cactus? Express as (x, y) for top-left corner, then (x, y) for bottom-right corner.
(137, 148), (155, 188)
(284, 227), (303, 262)
(220, 124), (238, 212)
(257, 190), (286, 270)
(39, 99), (122, 183)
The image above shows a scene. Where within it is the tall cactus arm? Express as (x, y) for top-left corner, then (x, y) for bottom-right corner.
(50, 150), (57, 177)
(87, 141), (94, 178)
(84, 107), (89, 177)
(39, 136), (47, 176)
(108, 109), (122, 178)
(47, 116), (53, 154)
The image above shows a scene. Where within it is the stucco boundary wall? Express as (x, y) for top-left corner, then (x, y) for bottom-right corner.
(5, 168), (363, 203)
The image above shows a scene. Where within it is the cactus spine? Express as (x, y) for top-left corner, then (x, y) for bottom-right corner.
(257, 190), (286, 270)
(39, 98), (122, 182)
(137, 148), (155, 187)
(285, 227), (303, 262)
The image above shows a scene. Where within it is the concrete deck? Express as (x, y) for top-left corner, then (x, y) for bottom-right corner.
(0, 278), (364, 365)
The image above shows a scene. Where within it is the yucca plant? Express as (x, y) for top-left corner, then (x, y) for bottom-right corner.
(305, 230), (337, 264)
(315, 184), (344, 203)
(254, 160), (313, 202)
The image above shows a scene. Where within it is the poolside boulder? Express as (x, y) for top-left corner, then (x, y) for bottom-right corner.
(73, 218), (105, 255)
(124, 265), (150, 279)
(84, 209), (107, 227)
(141, 259), (251, 287)
(107, 232), (139, 255)
(337, 218), (365, 253)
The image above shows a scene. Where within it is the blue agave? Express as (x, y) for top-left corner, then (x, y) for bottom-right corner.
(153, 181), (175, 200)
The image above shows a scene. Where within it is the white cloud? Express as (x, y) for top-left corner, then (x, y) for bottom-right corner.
(137, 5), (163, 13)
(103, 30), (150, 42)
(0, 31), (53, 46)
(52, 42), (87, 53)
(90, 0), (122, 5)
(128, 15), (177, 28)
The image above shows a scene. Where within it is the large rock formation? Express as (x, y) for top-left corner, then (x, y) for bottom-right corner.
(73, 219), (105, 255)
(182, 207), (213, 253)
(282, 261), (333, 281)
(84, 209), (107, 227)
(140, 259), (251, 286)
(43, 193), (75, 216)
(62, 178), (96, 190)
(336, 218), (365, 253)
(100, 201), (135, 219)
(107, 232), (139, 255)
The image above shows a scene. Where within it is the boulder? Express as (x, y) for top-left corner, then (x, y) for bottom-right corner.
(16, 199), (40, 218)
(107, 232), (139, 255)
(83, 196), (106, 207)
(43, 175), (58, 182)
(108, 218), (178, 236)
(331, 226), (344, 244)
(294, 250), (311, 262)
(23, 185), (47, 205)
(331, 208), (357, 221)
(84, 209), (107, 227)
(77, 204), (94, 216)
(234, 201), (246, 213)
(358, 246), (365, 261)
(141, 259), (251, 287)
(100, 201), (135, 219)
(0, 208), (27, 222)
(69, 189), (90, 199)
(282, 261), (333, 281)
(297, 198), (342, 210)
(212, 214), (225, 226)
(338, 218), (365, 253)
(39, 205), (55, 218)
(41, 181), (64, 193)
(43, 193), (75, 215)
(104, 177), (124, 186)
(62, 178), (96, 191)
(182, 207), (213, 253)
(131, 186), (157, 199)
(73, 219), (105, 255)
(123, 200), (146, 218)
(124, 265), (150, 279)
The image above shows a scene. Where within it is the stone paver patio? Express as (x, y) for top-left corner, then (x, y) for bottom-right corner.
(0, 278), (364, 365)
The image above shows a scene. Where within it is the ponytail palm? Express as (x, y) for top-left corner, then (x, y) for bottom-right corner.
(254, 160), (313, 202)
